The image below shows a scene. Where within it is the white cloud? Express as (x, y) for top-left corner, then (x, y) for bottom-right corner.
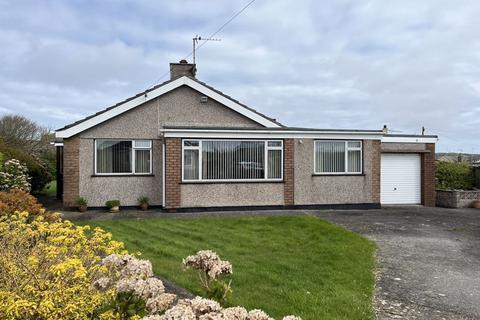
(0, 0), (479, 152)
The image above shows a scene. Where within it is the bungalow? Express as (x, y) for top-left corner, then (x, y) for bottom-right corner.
(55, 60), (437, 211)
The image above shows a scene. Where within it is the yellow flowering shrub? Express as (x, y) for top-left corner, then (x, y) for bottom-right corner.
(0, 211), (126, 320)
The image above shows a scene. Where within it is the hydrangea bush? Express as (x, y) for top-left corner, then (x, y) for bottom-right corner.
(95, 253), (302, 320)
(183, 250), (233, 304)
(93, 254), (176, 318)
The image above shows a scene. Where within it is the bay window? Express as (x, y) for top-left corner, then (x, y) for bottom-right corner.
(314, 140), (362, 174)
(182, 139), (283, 181)
(95, 139), (152, 175)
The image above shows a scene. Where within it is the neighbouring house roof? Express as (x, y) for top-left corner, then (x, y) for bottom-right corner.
(55, 76), (283, 138)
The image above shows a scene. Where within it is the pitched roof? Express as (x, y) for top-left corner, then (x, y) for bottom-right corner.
(55, 76), (283, 138)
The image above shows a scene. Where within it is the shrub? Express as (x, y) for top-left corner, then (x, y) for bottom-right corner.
(0, 211), (126, 319)
(96, 253), (301, 320)
(0, 143), (52, 193)
(0, 159), (31, 191)
(106, 200), (120, 209)
(93, 254), (176, 319)
(436, 161), (475, 190)
(138, 196), (150, 206)
(183, 250), (233, 305)
(76, 196), (88, 206)
(0, 189), (42, 214)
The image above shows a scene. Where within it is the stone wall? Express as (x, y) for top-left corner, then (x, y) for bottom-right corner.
(436, 190), (480, 208)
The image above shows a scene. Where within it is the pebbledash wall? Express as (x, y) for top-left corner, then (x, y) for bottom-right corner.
(61, 88), (436, 209)
(62, 85), (262, 207)
(294, 139), (379, 205)
(163, 137), (381, 210)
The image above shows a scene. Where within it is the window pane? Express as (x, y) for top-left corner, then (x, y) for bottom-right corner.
(348, 150), (361, 172)
(202, 141), (265, 180)
(97, 140), (132, 173)
(315, 141), (345, 173)
(348, 141), (361, 148)
(134, 140), (151, 148)
(267, 149), (282, 179)
(184, 140), (199, 147)
(135, 149), (151, 173)
(268, 141), (282, 148)
(184, 149), (199, 180)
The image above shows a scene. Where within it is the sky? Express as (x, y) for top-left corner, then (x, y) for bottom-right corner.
(0, 0), (479, 153)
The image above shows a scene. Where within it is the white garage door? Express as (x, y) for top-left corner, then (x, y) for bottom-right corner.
(381, 153), (421, 204)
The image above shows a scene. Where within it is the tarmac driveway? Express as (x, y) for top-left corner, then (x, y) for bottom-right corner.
(316, 207), (480, 320)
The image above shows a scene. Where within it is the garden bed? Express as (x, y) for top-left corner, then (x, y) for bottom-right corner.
(436, 189), (480, 208)
(78, 215), (376, 320)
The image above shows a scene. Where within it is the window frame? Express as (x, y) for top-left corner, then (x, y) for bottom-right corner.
(313, 140), (363, 175)
(182, 139), (284, 182)
(94, 139), (152, 175)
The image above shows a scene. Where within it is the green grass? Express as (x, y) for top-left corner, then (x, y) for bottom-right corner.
(39, 180), (56, 197)
(79, 215), (376, 320)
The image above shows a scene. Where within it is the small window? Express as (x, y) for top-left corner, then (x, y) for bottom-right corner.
(184, 140), (199, 147)
(96, 139), (152, 175)
(314, 140), (362, 174)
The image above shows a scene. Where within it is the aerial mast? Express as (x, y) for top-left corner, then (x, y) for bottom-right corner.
(192, 35), (221, 64)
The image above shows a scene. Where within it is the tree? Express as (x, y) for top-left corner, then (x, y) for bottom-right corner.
(0, 115), (53, 155)
(0, 115), (55, 192)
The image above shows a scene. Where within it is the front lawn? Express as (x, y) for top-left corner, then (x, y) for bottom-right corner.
(79, 215), (375, 320)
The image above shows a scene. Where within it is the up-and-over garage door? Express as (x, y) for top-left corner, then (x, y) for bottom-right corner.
(381, 153), (421, 204)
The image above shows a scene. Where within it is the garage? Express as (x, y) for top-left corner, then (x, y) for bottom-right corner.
(381, 153), (421, 204)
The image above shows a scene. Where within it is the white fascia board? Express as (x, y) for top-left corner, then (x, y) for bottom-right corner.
(55, 77), (280, 138)
(55, 78), (185, 138)
(161, 128), (383, 140)
(382, 136), (438, 143)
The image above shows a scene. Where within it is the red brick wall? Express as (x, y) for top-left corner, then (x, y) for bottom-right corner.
(63, 136), (80, 207)
(371, 140), (381, 203)
(421, 143), (436, 207)
(283, 139), (294, 206)
(165, 138), (181, 210)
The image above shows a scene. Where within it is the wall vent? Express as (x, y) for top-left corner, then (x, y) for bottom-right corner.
(200, 96), (208, 103)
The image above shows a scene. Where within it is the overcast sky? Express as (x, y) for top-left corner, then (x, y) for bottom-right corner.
(0, 0), (479, 152)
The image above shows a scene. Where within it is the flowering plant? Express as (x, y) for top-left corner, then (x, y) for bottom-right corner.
(0, 211), (125, 319)
(94, 254), (176, 319)
(0, 158), (31, 191)
(183, 250), (233, 304)
(139, 296), (301, 320)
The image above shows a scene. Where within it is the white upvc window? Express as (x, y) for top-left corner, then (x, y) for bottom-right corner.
(314, 140), (362, 174)
(182, 139), (283, 182)
(95, 139), (152, 175)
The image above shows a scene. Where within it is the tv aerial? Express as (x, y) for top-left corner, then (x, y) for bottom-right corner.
(192, 35), (221, 64)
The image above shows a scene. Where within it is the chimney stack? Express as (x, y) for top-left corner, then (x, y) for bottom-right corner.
(170, 59), (196, 80)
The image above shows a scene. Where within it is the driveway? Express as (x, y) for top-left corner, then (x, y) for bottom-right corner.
(316, 207), (480, 320)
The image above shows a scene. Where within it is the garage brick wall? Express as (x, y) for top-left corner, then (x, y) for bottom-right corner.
(421, 143), (436, 207)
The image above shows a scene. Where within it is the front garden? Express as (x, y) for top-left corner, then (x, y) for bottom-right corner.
(79, 216), (376, 320)
(0, 155), (376, 319)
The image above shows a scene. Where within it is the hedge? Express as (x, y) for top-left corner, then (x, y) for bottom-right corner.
(436, 161), (475, 190)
